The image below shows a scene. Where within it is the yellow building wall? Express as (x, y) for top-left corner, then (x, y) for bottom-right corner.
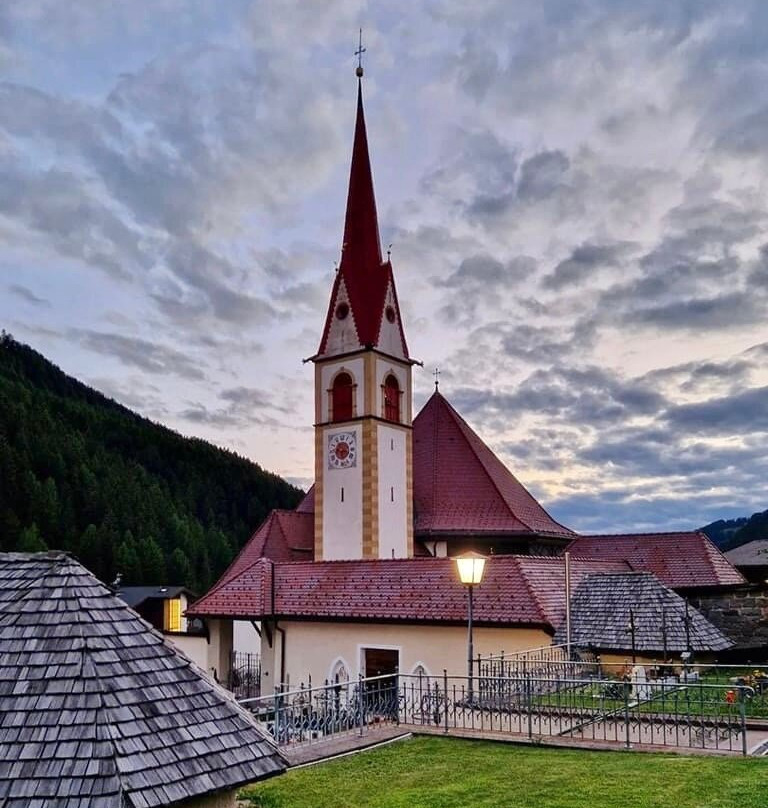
(263, 620), (551, 687)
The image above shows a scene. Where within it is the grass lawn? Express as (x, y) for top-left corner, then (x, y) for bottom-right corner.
(240, 736), (768, 808)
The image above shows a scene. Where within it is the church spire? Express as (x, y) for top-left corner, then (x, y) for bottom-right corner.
(316, 67), (410, 360)
(340, 79), (383, 293)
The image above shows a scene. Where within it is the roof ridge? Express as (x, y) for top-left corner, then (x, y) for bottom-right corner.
(578, 530), (704, 538)
(700, 529), (746, 582)
(208, 511), (280, 593)
(437, 394), (572, 535)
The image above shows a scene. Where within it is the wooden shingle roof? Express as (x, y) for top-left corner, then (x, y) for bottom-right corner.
(0, 552), (285, 808)
(553, 571), (733, 652)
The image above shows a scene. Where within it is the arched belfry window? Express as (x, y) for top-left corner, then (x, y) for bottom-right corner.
(331, 372), (354, 422)
(383, 374), (400, 422)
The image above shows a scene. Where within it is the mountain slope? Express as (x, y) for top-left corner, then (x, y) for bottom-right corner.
(701, 511), (768, 551)
(0, 332), (303, 591)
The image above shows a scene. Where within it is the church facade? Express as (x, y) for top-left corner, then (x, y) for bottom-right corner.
(188, 72), (743, 690)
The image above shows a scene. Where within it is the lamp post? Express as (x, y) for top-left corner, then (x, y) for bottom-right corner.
(455, 551), (487, 703)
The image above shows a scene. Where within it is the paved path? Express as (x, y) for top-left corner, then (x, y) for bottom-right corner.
(276, 721), (768, 766)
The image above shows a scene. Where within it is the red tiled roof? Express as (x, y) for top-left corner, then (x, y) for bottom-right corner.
(211, 510), (313, 591)
(567, 532), (745, 589)
(412, 392), (575, 538)
(515, 556), (629, 625)
(189, 555), (624, 628)
(316, 81), (409, 359)
(295, 486), (315, 514)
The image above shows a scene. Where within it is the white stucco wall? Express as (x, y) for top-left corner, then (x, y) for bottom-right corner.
(233, 620), (261, 654)
(168, 633), (210, 674)
(376, 281), (407, 360)
(377, 424), (408, 559)
(322, 425), (363, 560)
(273, 621), (551, 687)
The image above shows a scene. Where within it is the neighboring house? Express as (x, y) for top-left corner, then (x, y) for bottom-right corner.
(116, 585), (198, 634)
(0, 552), (285, 808)
(189, 70), (746, 690)
(725, 540), (768, 583)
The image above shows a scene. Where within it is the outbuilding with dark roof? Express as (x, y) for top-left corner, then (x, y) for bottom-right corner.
(0, 552), (285, 808)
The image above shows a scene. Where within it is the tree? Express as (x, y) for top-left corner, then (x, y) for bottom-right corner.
(17, 523), (47, 552)
(139, 536), (166, 585)
(167, 548), (193, 587)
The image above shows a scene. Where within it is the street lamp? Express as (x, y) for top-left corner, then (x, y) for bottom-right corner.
(455, 551), (487, 703)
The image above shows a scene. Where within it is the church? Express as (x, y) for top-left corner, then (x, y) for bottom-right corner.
(188, 68), (744, 690)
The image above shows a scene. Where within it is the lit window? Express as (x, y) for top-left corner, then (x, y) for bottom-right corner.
(165, 598), (182, 632)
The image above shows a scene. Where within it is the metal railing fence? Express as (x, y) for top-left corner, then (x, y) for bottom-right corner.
(228, 650), (261, 700)
(240, 670), (757, 755)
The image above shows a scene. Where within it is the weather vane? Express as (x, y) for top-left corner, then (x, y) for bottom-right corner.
(355, 28), (366, 77)
(433, 367), (441, 391)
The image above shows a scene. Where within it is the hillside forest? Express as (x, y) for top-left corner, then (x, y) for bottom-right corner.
(0, 333), (303, 592)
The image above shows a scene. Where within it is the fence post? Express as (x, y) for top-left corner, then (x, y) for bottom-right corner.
(526, 671), (533, 741)
(624, 679), (631, 750)
(274, 683), (281, 745)
(740, 689), (748, 757)
(358, 672), (364, 737)
(443, 669), (449, 734)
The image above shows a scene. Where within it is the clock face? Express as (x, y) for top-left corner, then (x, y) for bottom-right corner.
(328, 431), (357, 469)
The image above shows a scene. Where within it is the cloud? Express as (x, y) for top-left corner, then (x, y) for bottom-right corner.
(72, 330), (206, 380)
(517, 150), (570, 202)
(627, 291), (766, 330)
(178, 384), (295, 430)
(542, 241), (634, 290)
(8, 284), (49, 306)
(665, 386), (768, 434)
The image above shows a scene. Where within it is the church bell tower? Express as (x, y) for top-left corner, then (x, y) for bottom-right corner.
(310, 66), (415, 561)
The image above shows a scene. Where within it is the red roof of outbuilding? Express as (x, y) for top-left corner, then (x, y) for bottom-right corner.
(567, 532), (745, 589)
(412, 392), (575, 538)
(188, 555), (626, 627)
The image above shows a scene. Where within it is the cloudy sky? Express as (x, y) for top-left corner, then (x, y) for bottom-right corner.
(2, 1), (767, 533)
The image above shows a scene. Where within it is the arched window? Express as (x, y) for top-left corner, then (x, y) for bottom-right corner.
(332, 372), (354, 422)
(331, 659), (350, 685)
(384, 374), (400, 422)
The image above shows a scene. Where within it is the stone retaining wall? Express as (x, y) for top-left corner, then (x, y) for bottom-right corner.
(689, 585), (768, 649)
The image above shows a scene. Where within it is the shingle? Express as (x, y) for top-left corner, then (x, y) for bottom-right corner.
(553, 571), (733, 652)
(0, 552), (286, 808)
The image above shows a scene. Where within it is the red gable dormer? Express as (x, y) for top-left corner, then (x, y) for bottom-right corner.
(316, 80), (410, 361)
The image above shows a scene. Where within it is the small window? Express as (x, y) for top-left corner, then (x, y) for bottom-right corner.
(383, 374), (400, 422)
(331, 659), (350, 685)
(164, 598), (182, 632)
(332, 372), (354, 422)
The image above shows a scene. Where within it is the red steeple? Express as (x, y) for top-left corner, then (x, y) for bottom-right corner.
(316, 79), (410, 360)
(342, 80), (383, 294)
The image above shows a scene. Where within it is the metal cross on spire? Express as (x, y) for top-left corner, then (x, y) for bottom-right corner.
(355, 28), (366, 77)
(433, 367), (441, 391)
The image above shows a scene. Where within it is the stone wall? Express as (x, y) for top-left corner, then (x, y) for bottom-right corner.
(689, 585), (768, 649)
